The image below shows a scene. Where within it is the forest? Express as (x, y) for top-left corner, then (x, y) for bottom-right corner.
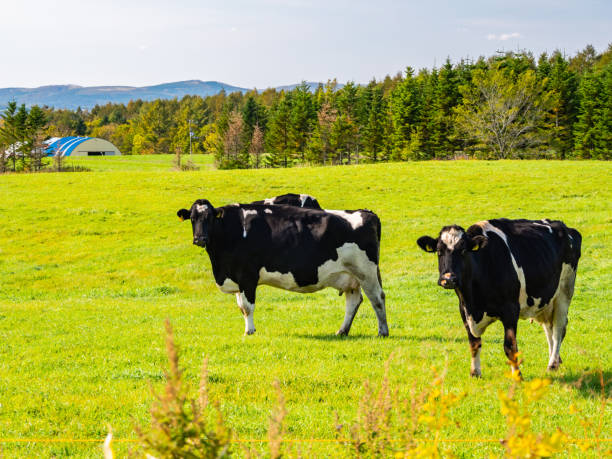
(1, 45), (611, 171)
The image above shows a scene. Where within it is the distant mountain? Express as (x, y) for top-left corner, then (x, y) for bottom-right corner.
(0, 80), (338, 110)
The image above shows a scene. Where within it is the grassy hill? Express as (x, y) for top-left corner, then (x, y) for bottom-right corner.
(0, 160), (610, 457)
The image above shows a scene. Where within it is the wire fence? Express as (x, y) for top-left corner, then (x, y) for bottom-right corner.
(1, 437), (610, 444)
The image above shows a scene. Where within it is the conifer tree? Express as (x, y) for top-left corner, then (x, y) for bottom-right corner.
(573, 61), (612, 159)
(289, 82), (315, 162)
(389, 67), (422, 158)
(362, 85), (388, 162)
(266, 93), (293, 167)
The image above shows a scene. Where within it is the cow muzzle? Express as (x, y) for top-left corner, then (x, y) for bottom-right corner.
(193, 236), (208, 247)
(438, 272), (457, 289)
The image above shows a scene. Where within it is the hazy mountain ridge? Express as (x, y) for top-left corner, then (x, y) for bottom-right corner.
(0, 80), (334, 109)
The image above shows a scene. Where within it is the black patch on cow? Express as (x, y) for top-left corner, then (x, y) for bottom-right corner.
(527, 296), (534, 307)
(485, 219), (577, 309)
(251, 193), (322, 210)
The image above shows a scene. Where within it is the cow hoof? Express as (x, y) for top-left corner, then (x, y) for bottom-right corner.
(547, 363), (560, 371)
(378, 332), (389, 338)
(470, 370), (482, 378)
(244, 329), (256, 336)
(336, 329), (348, 336)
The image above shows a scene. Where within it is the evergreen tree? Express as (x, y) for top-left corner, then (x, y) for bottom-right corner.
(544, 51), (578, 157)
(362, 85), (388, 162)
(289, 82), (316, 162)
(573, 60), (612, 159)
(0, 101), (19, 171)
(389, 67), (422, 158)
(432, 59), (461, 158)
(26, 105), (47, 171)
(266, 93), (293, 167)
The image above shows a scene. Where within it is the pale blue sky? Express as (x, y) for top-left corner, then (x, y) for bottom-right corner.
(1, 0), (610, 88)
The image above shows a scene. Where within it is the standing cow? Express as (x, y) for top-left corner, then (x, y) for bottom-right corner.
(251, 193), (322, 209)
(417, 218), (581, 377)
(177, 199), (388, 336)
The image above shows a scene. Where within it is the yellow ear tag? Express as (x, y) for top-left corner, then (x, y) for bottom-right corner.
(179, 216), (185, 222)
(427, 245), (434, 252)
(472, 244), (479, 251)
(216, 208), (224, 218)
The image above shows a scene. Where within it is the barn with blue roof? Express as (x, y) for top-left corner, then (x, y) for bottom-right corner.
(45, 137), (121, 157)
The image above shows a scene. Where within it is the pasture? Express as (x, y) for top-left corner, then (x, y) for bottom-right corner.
(62, 153), (215, 172)
(0, 160), (610, 457)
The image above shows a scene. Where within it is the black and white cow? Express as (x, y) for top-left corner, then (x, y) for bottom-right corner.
(177, 199), (388, 336)
(417, 219), (581, 377)
(251, 193), (322, 209)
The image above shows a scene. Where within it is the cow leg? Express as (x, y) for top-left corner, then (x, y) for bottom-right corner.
(548, 297), (569, 371)
(502, 318), (521, 378)
(541, 322), (554, 364)
(236, 289), (256, 335)
(459, 305), (482, 377)
(336, 288), (363, 336)
(361, 277), (388, 337)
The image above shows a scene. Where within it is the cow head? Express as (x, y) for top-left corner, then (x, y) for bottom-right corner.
(177, 199), (222, 247)
(417, 225), (488, 290)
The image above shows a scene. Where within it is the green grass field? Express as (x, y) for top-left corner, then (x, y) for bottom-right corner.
(63, 153), (215, 172)
(0, 160), (610, 457)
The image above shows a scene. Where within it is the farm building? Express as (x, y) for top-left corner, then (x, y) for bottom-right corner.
(45, 137), (121, 157)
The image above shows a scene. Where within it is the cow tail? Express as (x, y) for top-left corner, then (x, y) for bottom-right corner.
(568, 228), (582, 265)
(374, 213), (382, 288)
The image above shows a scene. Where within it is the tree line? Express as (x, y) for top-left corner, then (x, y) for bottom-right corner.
(2, 44), (610, 171)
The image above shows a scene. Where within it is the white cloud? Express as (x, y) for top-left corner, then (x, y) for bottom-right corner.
(487, 32), (522, 41)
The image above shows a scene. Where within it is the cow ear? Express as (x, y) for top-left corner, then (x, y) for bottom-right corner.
(177, 209), (190, 221)
(417, 236), (437, 253)
(470, 235), (488, 251)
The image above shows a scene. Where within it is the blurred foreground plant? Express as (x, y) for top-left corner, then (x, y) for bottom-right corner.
(136, 319), (232, 458)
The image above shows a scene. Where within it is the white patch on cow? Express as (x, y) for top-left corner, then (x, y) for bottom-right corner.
(236, 292), (256, 335)
(326, 210), (364, 230)
(299, 194), (313, 207)
(476, 221), (529, 310)
(264, 208), (273, 214)
(196, 204), (208, 213)
(257, 242), (372, 294)
(440, 228), (464, 250)
(533, 222), (553, 233)
(471, 347), (482, 377)
(546, 262), (575, 369)
(216, 277), (240, 294)
(520, 296), (550, 320)
(264, 198), (275, 205)
(465, 311), (496, 337)
(242, 209), (258, 238)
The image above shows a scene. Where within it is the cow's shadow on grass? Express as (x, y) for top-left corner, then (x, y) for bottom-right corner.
(295, 333), (408, 341)
(552, 368), (611, 399)
(294, 333), (463, 343)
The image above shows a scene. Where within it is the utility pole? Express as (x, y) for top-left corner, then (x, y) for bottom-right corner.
(188, 119), (193, 155)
